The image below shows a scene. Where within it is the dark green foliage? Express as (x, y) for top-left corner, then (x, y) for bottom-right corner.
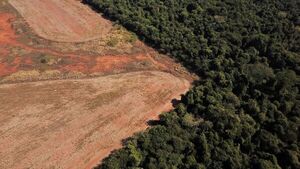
(86, 0), (300, 168)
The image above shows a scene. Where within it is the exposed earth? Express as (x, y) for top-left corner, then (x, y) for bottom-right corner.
(9, 0), (113, 42)
(0, 71), (190, 169)
(0, 0), (195, 168)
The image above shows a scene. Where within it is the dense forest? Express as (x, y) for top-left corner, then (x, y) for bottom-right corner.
(85, 0), (300, 168)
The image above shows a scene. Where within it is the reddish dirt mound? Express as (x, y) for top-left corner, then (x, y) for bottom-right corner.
(0, 71), (190, 169)
(9, 0), (113, 42)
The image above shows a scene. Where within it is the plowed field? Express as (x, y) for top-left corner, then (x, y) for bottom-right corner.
(0, 71), (190, 169)
(9, 0), (113, 42)
(0, 0), (195, 168)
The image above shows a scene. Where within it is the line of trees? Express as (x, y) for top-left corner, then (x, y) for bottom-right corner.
(85, 0), (300, 168)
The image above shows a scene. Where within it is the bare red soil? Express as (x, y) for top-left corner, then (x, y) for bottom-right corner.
(0, 1), (195, 169)
(0, 71), (191, 169)
(0, 3), (191, 82)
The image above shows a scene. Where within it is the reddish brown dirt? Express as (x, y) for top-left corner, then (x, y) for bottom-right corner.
(0, 71), (191, 169)
(9, 0), (113, 42)
(0, 3), (192, 82)
(0, 1), (196, 169)
(0, 13), (136, 77)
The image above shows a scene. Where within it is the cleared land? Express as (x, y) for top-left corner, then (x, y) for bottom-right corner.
(0, 0), (195, 168)
(0, 1), (192, 82)
(8, 0), (113, 42)
(0, 71), (190, 169)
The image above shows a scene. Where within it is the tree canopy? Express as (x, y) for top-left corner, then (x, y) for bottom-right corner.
(86, 0), (300, 168)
